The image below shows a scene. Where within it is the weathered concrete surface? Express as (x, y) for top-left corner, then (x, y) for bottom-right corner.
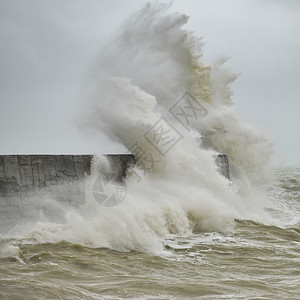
(0, 153), (229, 198)
(0, 154), (135, 196)
(0, 154), (135, 231)
(0, 153), (229, 231)
(0, 155), (91, 195)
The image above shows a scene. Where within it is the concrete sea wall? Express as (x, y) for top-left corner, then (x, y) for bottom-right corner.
(0, 154), (229, 198)
(0, 154), (135, 196)
(0, 153), (229, 231)
(0, 154), (135, 231)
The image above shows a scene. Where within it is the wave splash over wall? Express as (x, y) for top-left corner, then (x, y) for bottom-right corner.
(3, 3), (274, 254)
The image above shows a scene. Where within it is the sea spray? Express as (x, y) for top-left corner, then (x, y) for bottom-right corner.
(1, 4), (299, 299)
(83, 2), (273, 208)
(70, 3), (275, 251)
(1, 3), (275, 253)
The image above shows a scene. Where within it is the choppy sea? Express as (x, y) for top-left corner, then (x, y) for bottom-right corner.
(0, 166), (299, 300)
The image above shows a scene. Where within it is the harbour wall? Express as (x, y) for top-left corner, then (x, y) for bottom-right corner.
(0, 154), (135, 231)
(0, 154), (229, 231)
(0, 154), (135, 197)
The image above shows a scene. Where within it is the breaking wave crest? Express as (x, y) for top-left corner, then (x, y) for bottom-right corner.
(3, 3), (274, 254)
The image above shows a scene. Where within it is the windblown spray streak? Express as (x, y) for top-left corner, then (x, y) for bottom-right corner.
(1, 4), (299, 300)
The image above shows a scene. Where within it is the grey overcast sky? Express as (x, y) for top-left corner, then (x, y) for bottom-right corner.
(0, 0), (299, 165)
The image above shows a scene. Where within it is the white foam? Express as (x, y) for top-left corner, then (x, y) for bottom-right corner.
(1, 3), (276, 253)
(0, 244), (21, 258)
